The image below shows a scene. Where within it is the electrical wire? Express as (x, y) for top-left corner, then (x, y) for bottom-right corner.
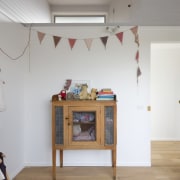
(0, 24), (31, 60)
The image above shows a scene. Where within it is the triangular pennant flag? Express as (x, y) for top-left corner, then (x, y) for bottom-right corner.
(137, 66), (142, 84)
(100, 36), (108, 48)
(53, 36), (61, 48)
(37, 31), (45, 44)
(84, 38), (93, 51)
(135, 50), (139, 63)
(135, 34), (140, 47)
(68, 38), (76, 50)
(131, 26), (140, 46)
(116, 32), (123, 44)
(131, 26), (138, 36)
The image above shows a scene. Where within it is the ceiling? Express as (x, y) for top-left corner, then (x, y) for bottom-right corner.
(0, 0), (180, 25)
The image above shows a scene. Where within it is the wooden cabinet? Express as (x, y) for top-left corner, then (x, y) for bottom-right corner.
(51, 98), (117, 179)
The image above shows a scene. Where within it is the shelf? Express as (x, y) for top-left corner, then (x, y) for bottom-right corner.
(73, 121), (95, 124)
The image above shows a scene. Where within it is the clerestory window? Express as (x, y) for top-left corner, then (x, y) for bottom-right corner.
(54, 15), (106, 24)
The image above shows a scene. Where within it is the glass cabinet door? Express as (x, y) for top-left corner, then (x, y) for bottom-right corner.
(68, 107), (100, 146)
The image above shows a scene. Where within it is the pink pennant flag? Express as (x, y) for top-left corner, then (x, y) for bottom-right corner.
(68, 38), (76, 50)
(53, 36), (61, 48)
(100, 36), (108, 48)
(37, 31), (45, 44)
(130, 26), (140, 46)
(135, 50), (139, 63)
(116, 32), (123, 44)
(84, 38), (93, 50)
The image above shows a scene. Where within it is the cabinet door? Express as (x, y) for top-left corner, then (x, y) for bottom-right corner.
(68, 106), (101, 146)
(104, 106), (115, 145)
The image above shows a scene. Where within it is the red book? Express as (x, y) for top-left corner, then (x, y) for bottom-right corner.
(98, 91), (114, 95)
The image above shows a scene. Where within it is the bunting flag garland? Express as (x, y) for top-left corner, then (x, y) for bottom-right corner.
(84, 38), (93, 50)
(131, 26), (141, 84)
(36, 26), (138, 51)
(116, 32), (123, 44)
(37, 31), (45, 44)
(53, 36), (61, 48)
(35, 26), (142, 84)
(100, 36), (108, 49)
(68, 38), (76, 50)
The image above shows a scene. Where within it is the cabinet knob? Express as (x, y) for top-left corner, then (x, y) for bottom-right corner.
(65, 117), (69, 120)
(68, 122), (71, 126)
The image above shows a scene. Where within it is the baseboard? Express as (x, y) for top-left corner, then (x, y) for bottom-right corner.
(117, 162), (151, 167)
(24, 162), (112, 167)
(24, 162), (52, 167)
(63, 162), (112, 166)
(24, 161), (151, 167)
(151, 138), (180, 141)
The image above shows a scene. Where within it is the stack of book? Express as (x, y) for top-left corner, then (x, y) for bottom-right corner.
(96, 88), (115, 101)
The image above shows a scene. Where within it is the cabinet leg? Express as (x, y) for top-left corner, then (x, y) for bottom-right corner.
(60, 150), (63, 168)
(112, 149), (116, 179)
(52, 149), (56, 180)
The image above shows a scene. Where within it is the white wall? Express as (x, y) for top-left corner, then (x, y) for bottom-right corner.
(0, 23), (28, 178)
(24, 26), (150, 167)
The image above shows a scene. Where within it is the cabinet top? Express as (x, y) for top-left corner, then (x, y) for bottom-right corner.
(51, 94), (117, 106)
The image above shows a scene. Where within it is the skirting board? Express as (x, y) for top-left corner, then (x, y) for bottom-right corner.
(151, 138), (180, 141)
(24, 161), (151, 167)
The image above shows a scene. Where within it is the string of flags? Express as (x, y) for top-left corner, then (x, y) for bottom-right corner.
(37, 26), (141, 84)
(130, 26), (141, 84)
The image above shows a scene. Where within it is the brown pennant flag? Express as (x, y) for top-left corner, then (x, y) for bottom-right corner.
(137, 66), (142, 84)
(135, 34), (140, 47)
(131, 26), (138, 36)
(53, 36), (61, 48)
(84, 38), (93, 51)
(68, 38), (76, 50)
(100, 36), (109, 48)
(37, 31), (45, 44)
(135, 50), (139, 63)
(116, 32), (123, 44)
(130, 26), (140, 46)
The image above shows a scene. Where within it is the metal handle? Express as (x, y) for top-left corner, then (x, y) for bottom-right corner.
(65, 117), (71, 126)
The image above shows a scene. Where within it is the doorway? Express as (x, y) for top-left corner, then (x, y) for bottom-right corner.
(151, 43), (180, 166)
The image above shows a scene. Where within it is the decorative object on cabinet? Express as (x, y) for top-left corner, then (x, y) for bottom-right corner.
(51, 98), (117, 180)
(89, 88), (97, 100)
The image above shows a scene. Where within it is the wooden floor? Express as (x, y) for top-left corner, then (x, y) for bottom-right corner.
(13, 141), (180, 180)
(151, 141), (180, 167)
(13, 166), (180, 180)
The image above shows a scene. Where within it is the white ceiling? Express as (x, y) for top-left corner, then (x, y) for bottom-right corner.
(0, 0), (180, 25)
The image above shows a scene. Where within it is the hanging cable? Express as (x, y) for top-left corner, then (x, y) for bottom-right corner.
(0, 24), (32, 61)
